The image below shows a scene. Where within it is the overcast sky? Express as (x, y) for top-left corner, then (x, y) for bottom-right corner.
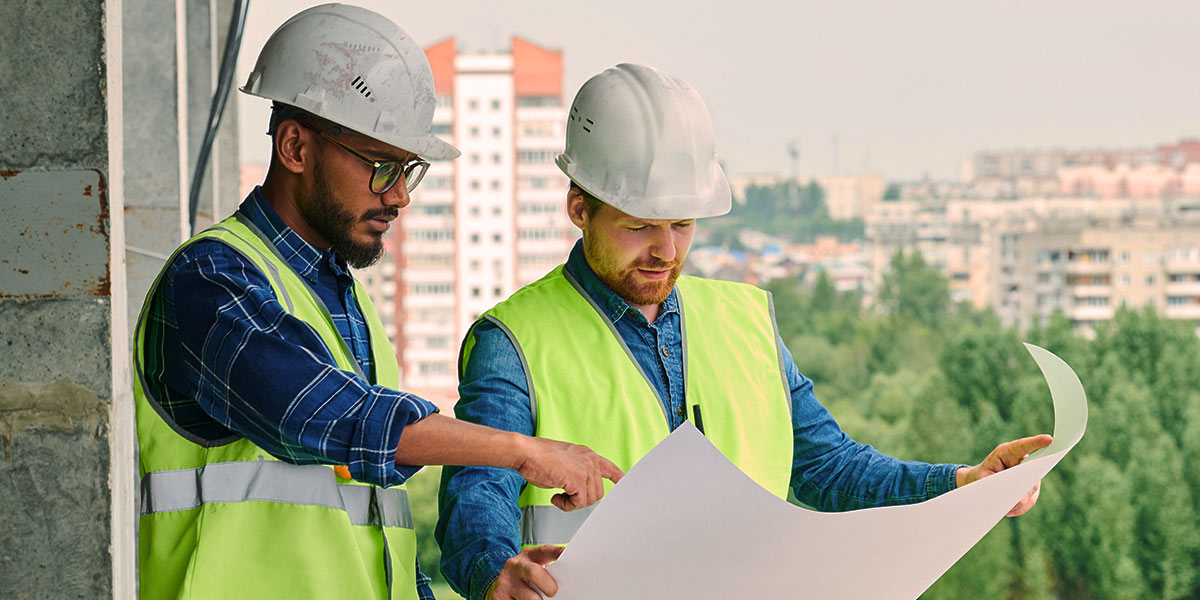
(236, 0), (1199, 181)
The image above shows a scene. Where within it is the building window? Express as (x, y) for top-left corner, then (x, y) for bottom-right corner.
(471, 180), (481, 191)
(493, 286), (503, 297)
(470, 153), (481, 164)
(426, 337), (449, 349)
(411, 283), (453, 295)
(492, 233), (503, 244)
(468, 99), (479, 111)
(492, 206), (502, 216)
(407, 254), (453, 268)
(492, 153), (502, 164)
(418, 361), (451, 376)
(521, 121), (555, 137)
(471, 286), (481, 298)
(492, 126), (502, 137)
(431, 123), (452, 135)
(470, 127), (480, 138)
(470, 259), (480, 271)
(1119, 251), (1130, 264)
(412, 203), (452, 216)
(490, 179), (501, 191)
(517, 96), (559, 108)
(470, 233), (480, 244)
(519, 201), (559, 214)
(421, 176), (452, 191)
(470, 206), (481, 217)
(519, 228), (562, 241)
(518, 176), (554, 190)
(518, 149), (559, 164)
(491, 98), (502, 111)
(408, 229), (453, 242)
(1147, 275), (1157, 286)
(435, 95), (452, 108)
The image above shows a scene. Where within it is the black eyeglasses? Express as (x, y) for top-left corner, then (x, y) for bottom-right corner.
(316, 130), (430, 194)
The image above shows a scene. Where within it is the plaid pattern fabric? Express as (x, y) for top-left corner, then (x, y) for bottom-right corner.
(139, 188), (438, 596)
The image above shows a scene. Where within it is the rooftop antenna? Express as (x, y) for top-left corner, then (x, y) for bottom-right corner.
(787, 139), (801, 182)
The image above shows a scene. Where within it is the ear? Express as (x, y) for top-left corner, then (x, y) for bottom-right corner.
(273, 120), (312, 175)
(567, 186), (588, 230)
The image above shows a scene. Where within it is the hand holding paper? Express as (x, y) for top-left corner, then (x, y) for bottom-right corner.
(545, 343), (1087, 599)
(956, 434), (1054, 516)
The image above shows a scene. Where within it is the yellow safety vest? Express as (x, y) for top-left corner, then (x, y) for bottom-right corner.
(134, 213), (417, 599)
(463, 266), (792, 546)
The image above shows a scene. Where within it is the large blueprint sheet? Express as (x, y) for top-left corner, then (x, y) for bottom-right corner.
(547, 344), (1087, 599)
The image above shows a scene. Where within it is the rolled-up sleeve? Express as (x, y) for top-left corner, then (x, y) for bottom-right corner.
(782, 338), (962, 511)
(165, 242), (436, 487)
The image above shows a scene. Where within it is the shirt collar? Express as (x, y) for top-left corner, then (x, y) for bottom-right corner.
(238, 187), (351, 282)
(563, 238), (679, 325)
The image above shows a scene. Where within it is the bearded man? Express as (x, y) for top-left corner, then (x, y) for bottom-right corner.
(436, 64), (1050, 600)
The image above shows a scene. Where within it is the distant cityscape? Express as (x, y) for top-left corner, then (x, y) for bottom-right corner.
(240, 40), (1200, 402)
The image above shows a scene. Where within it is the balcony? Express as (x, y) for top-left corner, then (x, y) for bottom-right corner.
(1068, 305), (1115, 321)
(1164, 304), (1200, 320)
(1165, 281), (1200, 296)
(1063, 260), (1112, 275)
(1070, 284), (1112, 297)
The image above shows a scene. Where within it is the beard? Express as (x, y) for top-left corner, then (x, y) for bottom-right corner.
(300, 161), (396, 269)
(584, 233), (682, 306)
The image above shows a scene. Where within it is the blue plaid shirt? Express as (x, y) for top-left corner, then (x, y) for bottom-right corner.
(141, 188), (437, 598)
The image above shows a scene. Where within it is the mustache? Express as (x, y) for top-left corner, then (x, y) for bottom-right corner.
(633, 258), (680, 270)
(361, 207), (399, 222)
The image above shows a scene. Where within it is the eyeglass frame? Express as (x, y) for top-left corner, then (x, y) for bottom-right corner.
(302, 123), (430, 195)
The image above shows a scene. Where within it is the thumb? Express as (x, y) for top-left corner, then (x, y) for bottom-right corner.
(526, 544), (565, 566)
(550, 492), (583, 512)
(996, 434), (1053, 468)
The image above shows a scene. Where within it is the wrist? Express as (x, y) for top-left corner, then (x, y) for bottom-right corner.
(505, 431), (535, 473)
(956, 466), (970, 488)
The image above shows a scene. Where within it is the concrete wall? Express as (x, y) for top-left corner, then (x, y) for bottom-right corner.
(1, 0), (240, 596)
(0, 0), (126, 597)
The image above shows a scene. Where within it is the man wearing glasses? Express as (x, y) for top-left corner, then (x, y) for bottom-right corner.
(132, 5), (619, 599)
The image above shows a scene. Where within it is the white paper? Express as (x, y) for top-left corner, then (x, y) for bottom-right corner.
(547, 343), (1087, 599)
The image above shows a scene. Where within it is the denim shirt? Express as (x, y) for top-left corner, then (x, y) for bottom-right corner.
(436, 240), (962, 600)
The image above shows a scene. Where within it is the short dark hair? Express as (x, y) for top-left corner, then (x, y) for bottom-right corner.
(268, 102), (333, 139)
(570, 182), (607, 217)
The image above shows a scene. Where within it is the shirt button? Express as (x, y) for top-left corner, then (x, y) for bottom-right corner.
(661, 346), (670, 358)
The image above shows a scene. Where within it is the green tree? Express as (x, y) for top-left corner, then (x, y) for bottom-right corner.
(407, 466), (449, 585)
(875, 249), (951, 330)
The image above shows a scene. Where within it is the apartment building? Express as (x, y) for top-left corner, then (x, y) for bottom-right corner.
(992, 218), (1200, 335)
(389, 37), (576, 400)
(865, 196), (1200, 335)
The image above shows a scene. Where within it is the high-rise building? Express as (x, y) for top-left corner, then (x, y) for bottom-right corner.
(386, 37), (576, 402)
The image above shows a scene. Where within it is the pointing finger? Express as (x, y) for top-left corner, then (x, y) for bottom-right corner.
(600, 458), (624, 483)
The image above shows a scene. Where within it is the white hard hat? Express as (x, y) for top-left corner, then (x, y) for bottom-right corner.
(240, 3), (459, 160)
(556, 63), (731, 220)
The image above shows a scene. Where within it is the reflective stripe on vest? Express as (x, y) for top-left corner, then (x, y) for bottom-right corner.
(520, 504), (594, 546)
(141, 461), (413, 529)
(470, 267), (793, 547)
